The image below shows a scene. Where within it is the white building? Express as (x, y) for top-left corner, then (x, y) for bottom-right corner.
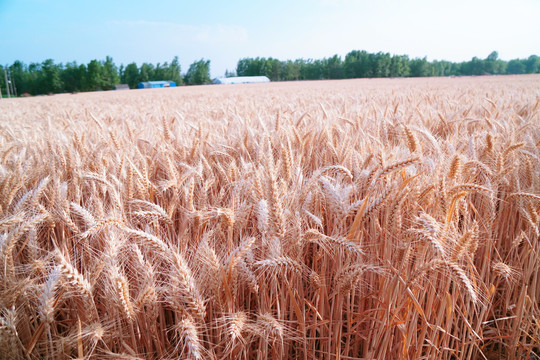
(212, 76), (270, 85)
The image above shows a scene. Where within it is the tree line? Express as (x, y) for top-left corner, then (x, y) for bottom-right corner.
(235, 51), (540, 81)
(1, 50), (539, 96)
(0, 56), (211, 96)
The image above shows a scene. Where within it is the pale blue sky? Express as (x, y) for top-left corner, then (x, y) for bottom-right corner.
(0, 0), (539, 77)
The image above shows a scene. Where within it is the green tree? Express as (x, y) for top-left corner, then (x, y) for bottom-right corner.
(486, 51), (498, 62)
(40, 59), (62, 94)
(78, 64), (88, 91)
(282, 60), (300, 81)
(431, 60), (454, 76)
(118, 64), (124, 82)
(86, 60), (103, 91)
(461, 57), (485, 75)
(371, 52), (391, 77)
(236, 57), (266, 77)
(325, 55), (344, 79)
(26, 63), (41, 94)
(390, 55), (410, 77)
(236, 58), (250, 76)
(138, 63), (154, 82)
(344, 50), (370, 78)
(484, 51), (503, 74)
(409, 57), (430, 77)
(101, 56), (119, 90)
(263, 58), (280, 81)
(168, 56), (183, 85)
(122, 62), (139, 89)
(184, 59), (211, 85)
(61, 61), (83, 92)
(525, 55), (540, 73)
(305, 59), (325, 80)
(154, 62), (166, 80)
(506, 59), (526, 74)
(9, 60), (27, 95)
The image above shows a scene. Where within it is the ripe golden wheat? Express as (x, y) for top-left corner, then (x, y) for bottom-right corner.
(0, 75), (539, 359)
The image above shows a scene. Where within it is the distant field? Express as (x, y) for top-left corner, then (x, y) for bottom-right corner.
(1, 75), (539, 359)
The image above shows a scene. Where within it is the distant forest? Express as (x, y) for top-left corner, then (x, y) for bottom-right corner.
(1, 51), (539, 96)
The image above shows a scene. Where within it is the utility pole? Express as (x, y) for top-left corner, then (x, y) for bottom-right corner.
(3, 69), (16, 98)
(9, 69), (17, 97)
(4, 69), (10, 98)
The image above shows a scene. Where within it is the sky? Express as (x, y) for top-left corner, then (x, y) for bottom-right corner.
(0, 0), (539, 78)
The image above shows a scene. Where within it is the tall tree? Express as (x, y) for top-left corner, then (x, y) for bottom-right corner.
(236, 58), (250, 76)
(484, 51), (504, 74)
(389, 55), (410, 77)
(301, 59), (325, 80)
(40, 59), (62, 94)
(461, 57), (484, 75)
(168, 56), (183, 85)
(123, 63), (139, 89)
(9, 60), (27, 95)
(138, 63), (154, 83)
(409, 57), (430, 77)
(506, 59), (526, 74)
(26, 63), (42, 94)
(62, 61), (83, 92)
(344, 50), (370, 78)
(525, 55), (540, 73)
(86, 60), (103, 91)
(265, 58), (282, 81)
(78, 64), (88, 91)
(282, 60), (300, 81)
(184, 59), (211, 85)
(118, 64), (124, 82)
(325, 55), (344, 79)
(101, 56), (119, 90)
(236, 57), (266, 77)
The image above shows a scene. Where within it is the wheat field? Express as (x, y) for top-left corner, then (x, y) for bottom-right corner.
(0, 75), (539, 359)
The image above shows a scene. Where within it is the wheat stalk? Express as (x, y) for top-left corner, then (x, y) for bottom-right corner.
(2, 75), (538, 359)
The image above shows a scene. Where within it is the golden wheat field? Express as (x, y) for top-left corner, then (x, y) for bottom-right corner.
(0, 75), (539, 360)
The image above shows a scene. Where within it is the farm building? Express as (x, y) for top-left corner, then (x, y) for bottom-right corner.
(212, 76), (270, 85)
(137, 81), (177, 89)
(115, 84), (130, 90)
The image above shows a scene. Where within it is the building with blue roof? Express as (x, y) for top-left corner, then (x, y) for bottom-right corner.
(137, 81), (177, 89)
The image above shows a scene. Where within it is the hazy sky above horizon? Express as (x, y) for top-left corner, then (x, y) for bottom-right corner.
(0, 0), (539, 77)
